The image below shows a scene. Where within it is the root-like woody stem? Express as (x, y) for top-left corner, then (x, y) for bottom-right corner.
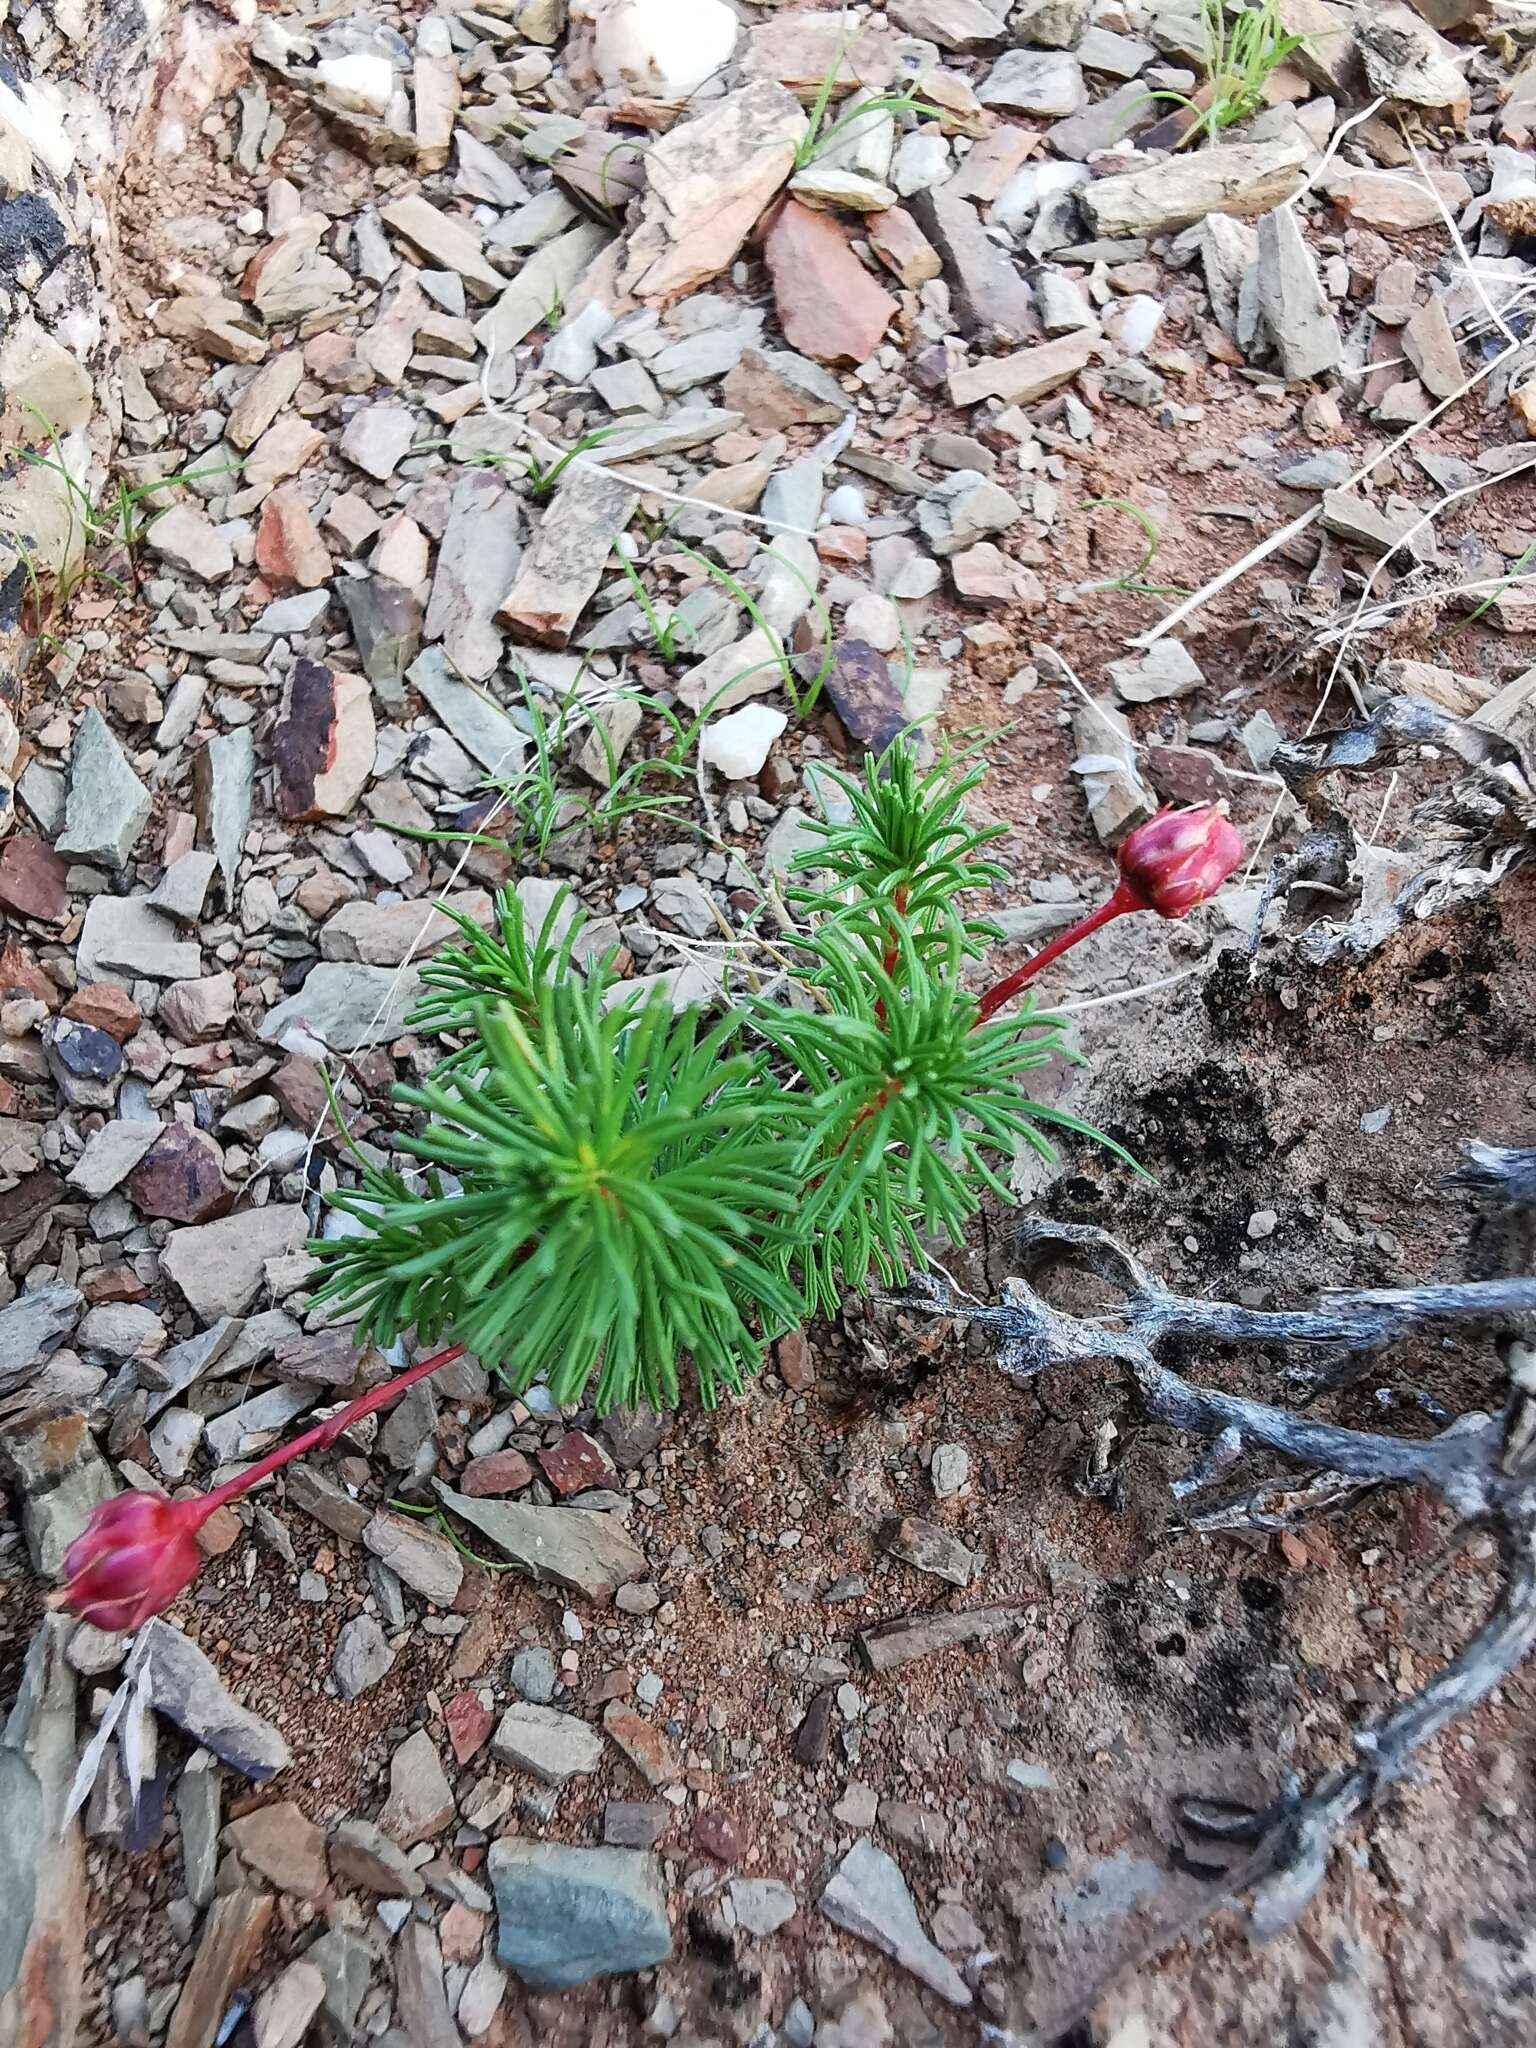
(885, 1152), (1536, 1993)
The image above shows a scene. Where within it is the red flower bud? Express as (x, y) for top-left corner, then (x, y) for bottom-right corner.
(1115, 806), (1243, 919)
(53, 1490), (207, 1633)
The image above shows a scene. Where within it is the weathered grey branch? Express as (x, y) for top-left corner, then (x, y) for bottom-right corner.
(884, 1187), (1536, 1970)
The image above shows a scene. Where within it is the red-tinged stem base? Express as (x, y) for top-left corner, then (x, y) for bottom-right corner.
(975, 885), (1137, 1024)
(194, 1342), (467, 1523)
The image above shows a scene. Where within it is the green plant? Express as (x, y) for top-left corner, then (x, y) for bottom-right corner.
(56, 776), (1243, 1628)
(615, 551), (696, 660)
(385, 664), (702, 865)
(13, 409), (241, 618)
(677, 539), (836, 717)
(1079, 498), (1191, 600)
(460, 425), (621, 503)
(793, 46), (943, 173)
(1146, 0), (1308, 147)
(308, 739), (1196, 1412)
(1454, 538), (1536, 633)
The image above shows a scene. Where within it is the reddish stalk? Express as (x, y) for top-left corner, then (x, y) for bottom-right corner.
(197, 1342), (467, 1519)
(975, 888), (1133, 1025)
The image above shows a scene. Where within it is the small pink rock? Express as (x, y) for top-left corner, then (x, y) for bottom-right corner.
(693, 1808), (748, 1867)
(459, 1448), (534, 1497)
(444, 1690), (494, 1766)
(537, 1430), (617, 1498)
(764, 200), (898, 367)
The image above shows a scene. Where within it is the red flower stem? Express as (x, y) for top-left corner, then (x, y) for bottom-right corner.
(974, 886), (1135, 1025)
(193, 1343), (467, 1523)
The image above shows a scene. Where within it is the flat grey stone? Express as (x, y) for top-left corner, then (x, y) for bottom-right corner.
(130, 1619), (290, 1779)
(408, 646), (527, 774)
(489, 1841), (672, 1989)
(819, 1838), (970, 2006)
(492, 1701), (604, 1785)
(435, 1487), (648, 1600)
(56, 708), (151, 872)
(259, 962), (425, 1052)
(159, 1204), (307, 1319)
(1105, 639), (1205, 703)
(0, 1283), (82, 1397)
(66, 1121), (159, 1198)
(77, 897), (201, 985)
(332, 1616), (395, 1699)
(195, 728), (255, 903)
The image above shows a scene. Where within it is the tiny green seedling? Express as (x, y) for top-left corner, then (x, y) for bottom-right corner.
(793, 35), (944, 173)
(615, 551), (696, 660)
(1079, 498), (1191, 600)
(1145, 0), (1308, 147)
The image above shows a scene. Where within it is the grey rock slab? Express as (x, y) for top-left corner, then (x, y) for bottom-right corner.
(77, 897), (201, 985)
(66, 1121), (159, 1198)
(476, 222), (612, 397)
(1045, 79), (1148, 160)
(256, 587), (332, 644)
(1254, 205), (1341, 382)
(203, 1383), (315, 1464)
(194, 727), (255, 903)
(147, 849), (218, 926)
(378, 1728), (456, 1847)
(947, 329), (1096, 407)
(509, 1645), (559, 1703)
(887, 0), (1005, 46)
(730, 1877), (797, 1936)
(676, 625), (785, 714)
(0, 1618), (83, 2039)
(176, 1753), (221, 1908)
(259, 962), (425, 1053)
(435, 1486), (648, 1599)
(497, 464), (637, 648)
(1402, 292), (1462, 400)
(165, 1892), (273, 2048)
(1078, 137), (1307, 237)
(1199, 213), (1259, 339)
(489, 1841), (672, 1989)
(145, 502), (234, 581)
(340, 402), (416, 481)
(857, 1604), (1022, 1672)
(1071, 694), (1154, 844)
(492, 1701), (605, 1785)
(4, 1414), (116, 1574)
(978, 48), (1086, 113)
(595, 406), (744, 462)
(884, 1514), (976, 1587)
(329, 1816), (424, 1894)
(332, 1615), (396, 1699)
(1105, 638), (1205, 703)
(379, 193), (505, 300)
(917, 470), (1022, 556)
(251, 1959), (325, 2048)
(820, 1839), (970, 2006)
(395, 1922), (460, 2048)
(0, 1283), (82, 1396)
(1320, 490), (1420, 557)
(1355, 3), (1469, 115)
(321, 889), (491, 967)
(306, 1930), (373, 2042)
(422, 468), (522, 683)
(159, 1204), (307, 1319)
(56, 708), (151, 872)
(409, 646), (528, 774)
(131, 1620), (291, 1779)
(362, 1509), (464, 1607)
(909, 187), (1035, 345)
